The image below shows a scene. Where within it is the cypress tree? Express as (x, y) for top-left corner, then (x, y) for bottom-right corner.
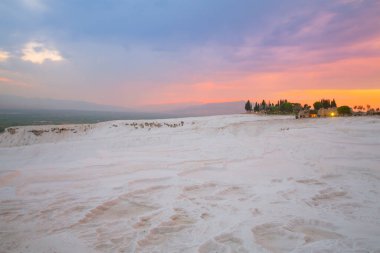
(245, 100), (252, 112)
(254, 102), (258, 112)
(261, 100), (267, 110)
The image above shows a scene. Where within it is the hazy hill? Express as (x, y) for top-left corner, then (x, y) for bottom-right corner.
(0, 95), (245, 131)
(170, 101), (245, 116)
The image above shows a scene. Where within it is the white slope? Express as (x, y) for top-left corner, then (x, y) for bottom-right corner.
(0, 114), (379, 252)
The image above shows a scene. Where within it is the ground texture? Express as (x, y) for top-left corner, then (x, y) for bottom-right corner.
(0, 115), (379, 252)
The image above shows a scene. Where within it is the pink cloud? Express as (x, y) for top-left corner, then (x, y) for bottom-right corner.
(295, 12), (336, 38)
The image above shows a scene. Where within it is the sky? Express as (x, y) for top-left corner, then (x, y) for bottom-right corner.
(0, 0), (379, 108)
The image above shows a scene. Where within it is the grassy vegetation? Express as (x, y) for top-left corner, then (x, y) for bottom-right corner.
(0, 109), (172, 133)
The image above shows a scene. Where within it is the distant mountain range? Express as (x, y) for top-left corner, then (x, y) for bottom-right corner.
(168, 101), (245, 116)
(0, 94), (126, 112)
(0, 94), (245, 116)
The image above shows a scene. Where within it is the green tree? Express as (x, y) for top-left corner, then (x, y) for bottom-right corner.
(321, 99), (331, 109)
(280, 102), (293, 113)
(292, 103), (302, 114)
(313, 101), (323, 110)
(331, 99), (337, 108)
(337, 106), (352, 115)
(245, 100), (252, 112)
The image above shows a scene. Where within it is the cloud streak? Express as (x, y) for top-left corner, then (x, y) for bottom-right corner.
(0, 76), (32, 87)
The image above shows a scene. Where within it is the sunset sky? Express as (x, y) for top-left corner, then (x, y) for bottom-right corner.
(0, 0), (379, 108)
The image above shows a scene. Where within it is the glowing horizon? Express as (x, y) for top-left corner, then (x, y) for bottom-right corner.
(142, 89), (380, 110)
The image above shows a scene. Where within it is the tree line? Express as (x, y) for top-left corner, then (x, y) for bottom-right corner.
(245, 99), (304, 114)
(245, 98), (379, 116)
(313, 99), (337, 110)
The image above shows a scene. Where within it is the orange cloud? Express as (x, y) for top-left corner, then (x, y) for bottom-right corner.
(137, 54), (380, 107)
